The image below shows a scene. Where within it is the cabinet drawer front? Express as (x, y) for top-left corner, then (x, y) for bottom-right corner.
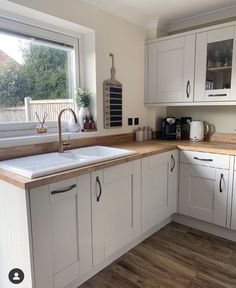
(180, 150), (229, 169)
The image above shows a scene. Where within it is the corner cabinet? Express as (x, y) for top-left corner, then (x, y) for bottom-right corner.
(91, 160), (141, 266)
(145, 35), (195, 104)
(195, 25), (236, 102)
(179, 151), (231, 227)
(30, 175), (92, 288)
(141, 150), (179, 233)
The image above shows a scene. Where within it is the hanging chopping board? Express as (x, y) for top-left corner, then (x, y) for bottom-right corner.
(103, 53), (122, 128)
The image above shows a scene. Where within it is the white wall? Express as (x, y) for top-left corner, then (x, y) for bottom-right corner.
(6, 0), (150, 135)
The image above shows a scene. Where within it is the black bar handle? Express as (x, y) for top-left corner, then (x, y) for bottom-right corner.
(51, 184), (76, 195)
(171, 154), (175, 172)
(186, 81), (190, 98)
(96, 176), (102, 202)
(194, 157), (213, 162)
(208, 94), (227, 97)
(219, 173), (223, 193)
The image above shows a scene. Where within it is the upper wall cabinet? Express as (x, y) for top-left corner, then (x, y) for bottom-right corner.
(145, 35), (195, 104)
(195, 26), (236, 102)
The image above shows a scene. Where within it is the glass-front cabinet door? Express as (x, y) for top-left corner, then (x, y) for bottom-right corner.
(195, 26), (236, 102)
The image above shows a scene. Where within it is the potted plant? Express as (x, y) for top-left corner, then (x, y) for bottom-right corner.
(76, 87), (91, 128)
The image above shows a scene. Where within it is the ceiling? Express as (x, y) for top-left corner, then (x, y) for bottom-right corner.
(82, 0), (236, 30)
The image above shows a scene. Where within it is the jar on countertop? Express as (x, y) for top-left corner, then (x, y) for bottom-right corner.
(147, 127), (153, 140)
(135, 127), (144, 142)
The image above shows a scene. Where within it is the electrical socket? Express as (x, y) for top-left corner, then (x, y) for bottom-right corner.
(134, 117), (139, 125)
(128, 118), (133, 125)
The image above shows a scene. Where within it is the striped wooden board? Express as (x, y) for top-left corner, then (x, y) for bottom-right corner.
(103, 54), (122, 128)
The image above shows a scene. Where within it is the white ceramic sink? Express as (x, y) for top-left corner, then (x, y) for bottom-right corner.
(0, 146), (136, 178)
(60, 146), (135, 160)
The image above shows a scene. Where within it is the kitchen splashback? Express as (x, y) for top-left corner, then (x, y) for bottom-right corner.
(167, 106), (236, 133)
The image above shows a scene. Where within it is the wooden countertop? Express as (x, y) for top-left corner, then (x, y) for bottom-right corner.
(161, 140), (236, 155)
(2, 140), (236, 189)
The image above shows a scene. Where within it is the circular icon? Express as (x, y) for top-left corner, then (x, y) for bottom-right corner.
(8, 268), (24, 284)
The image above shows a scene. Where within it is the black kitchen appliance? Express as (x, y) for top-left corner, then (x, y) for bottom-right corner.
(180, 117), (192, 140)
(161, 117), (181, 140)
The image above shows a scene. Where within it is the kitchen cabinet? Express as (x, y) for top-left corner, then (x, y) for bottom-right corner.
(231, 171), (236, 230)
(230, 156), (236, 231)
(145, 35), (195, 104)
(30, 175), (92, 288)
(179, 151), (230, 227)
(145, 21), (236, 105)
(141, 150), (179, 233)
(91, 160), (141, 266)
(195, 26), (236, 102)
(3, 147), (236, 288)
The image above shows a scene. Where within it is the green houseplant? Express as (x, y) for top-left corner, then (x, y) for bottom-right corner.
(76, 87), (91, 129)
(76, 87), (90, 108)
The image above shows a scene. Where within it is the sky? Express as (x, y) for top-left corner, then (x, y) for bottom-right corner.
(0, 33), (27, 64)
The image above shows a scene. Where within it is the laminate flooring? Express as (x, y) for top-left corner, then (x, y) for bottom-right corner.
(80, 222), (236, 288)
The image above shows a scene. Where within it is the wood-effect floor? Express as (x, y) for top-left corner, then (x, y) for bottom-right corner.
(80, 222), (236, 288)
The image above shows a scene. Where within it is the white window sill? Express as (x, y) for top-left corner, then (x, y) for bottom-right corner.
(0, 131), (99, 149)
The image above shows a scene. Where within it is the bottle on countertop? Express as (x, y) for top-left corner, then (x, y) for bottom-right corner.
(83, 116), (89, 130)
(88, 115), (96, 130)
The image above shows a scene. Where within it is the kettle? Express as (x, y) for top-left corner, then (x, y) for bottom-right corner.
(190, 120), (209, 142)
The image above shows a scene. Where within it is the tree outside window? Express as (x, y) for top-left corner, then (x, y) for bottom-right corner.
(0, 32), (76, 123)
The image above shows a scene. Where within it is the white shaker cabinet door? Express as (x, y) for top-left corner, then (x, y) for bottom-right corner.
(91, 160), (141, 266)
(146, 34), (195, 103)
(179, 163), (228, 227)
(231, 171), (236, 230)
(141, 150), (179, 233)
(169, 150), (179, 214)
(30, 175), (92, 288)
(195, 26), (236, 102)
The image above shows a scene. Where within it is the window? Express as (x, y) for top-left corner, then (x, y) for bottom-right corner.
(0, 18), (79, 126)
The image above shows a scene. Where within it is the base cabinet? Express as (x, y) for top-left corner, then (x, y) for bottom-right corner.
(5, 149), (236, 288)
(30, 175), (92, 288)
(141, 150), (179, 233)
(91, 160), (141, 266)
(231, 171), (236, 230)
(179, 159), (229, 227)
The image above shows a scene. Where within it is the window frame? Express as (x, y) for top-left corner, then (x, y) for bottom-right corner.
(0, 16), (81, 133)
